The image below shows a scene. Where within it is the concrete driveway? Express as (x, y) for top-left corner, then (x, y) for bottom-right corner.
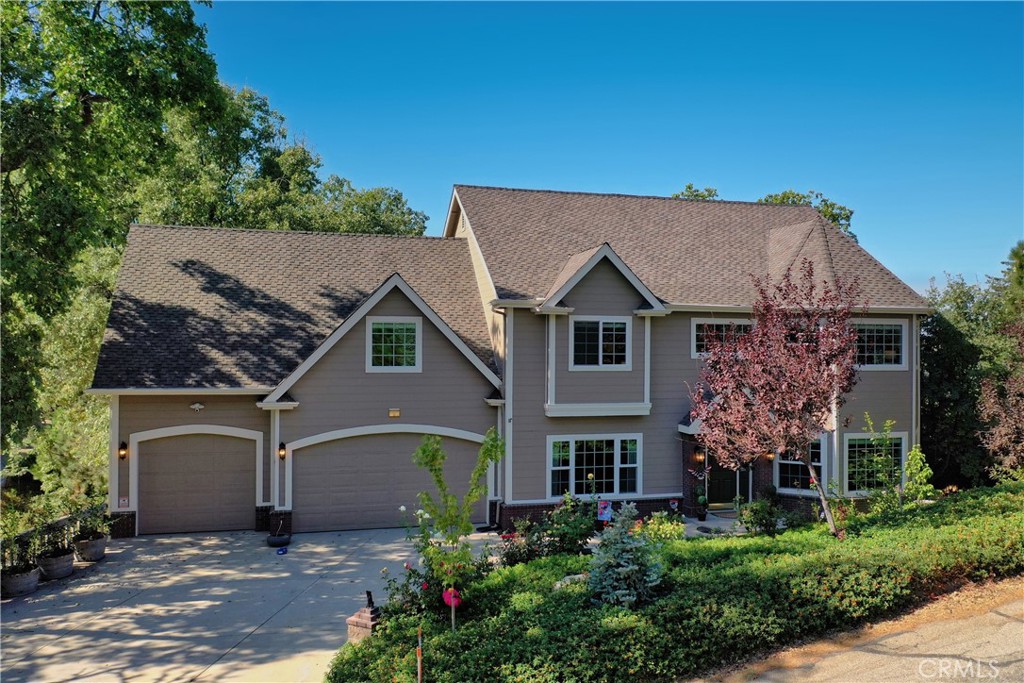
(1, 528), (430, 683)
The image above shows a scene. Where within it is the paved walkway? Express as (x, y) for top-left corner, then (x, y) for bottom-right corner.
(1, 528), (436, 683)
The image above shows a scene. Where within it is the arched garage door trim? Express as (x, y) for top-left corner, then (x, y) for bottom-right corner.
(282, 424), (487, 510)
(129, 424), (264, 534)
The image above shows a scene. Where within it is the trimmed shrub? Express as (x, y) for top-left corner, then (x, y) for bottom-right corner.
(328, 483), (1024, 683)
(589, 503), (661, 608)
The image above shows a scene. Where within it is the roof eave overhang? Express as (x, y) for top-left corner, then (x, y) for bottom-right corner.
(86, 387), (274, 395)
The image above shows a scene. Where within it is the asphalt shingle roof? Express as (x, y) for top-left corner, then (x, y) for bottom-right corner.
(91, 225), (493, 389)
(454, 185), (928, 310)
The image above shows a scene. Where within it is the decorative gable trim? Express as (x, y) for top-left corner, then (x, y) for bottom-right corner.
(262, 273), (501, 404)
(542, 243), (665, 311)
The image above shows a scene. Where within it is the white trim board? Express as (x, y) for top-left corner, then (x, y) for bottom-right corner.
(542, 243), (665, 312)
(263, 273), (501, 404)
(545, 402), (651, 417)
(127, 424), (264, 534)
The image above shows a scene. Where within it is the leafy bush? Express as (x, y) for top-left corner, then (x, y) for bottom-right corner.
(589, 503), (661, 608)
(496, 492), (596, 567)
(495, 518), (546, 567)
(545, 492), (596, 555)
(738, 499), (780, 535)
(329, 483), (1024, 683)
(633, 511), (686, 545)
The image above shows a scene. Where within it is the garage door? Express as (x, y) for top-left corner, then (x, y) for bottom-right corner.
(291, 433), (485, 532)
(138, 434), (256, 534)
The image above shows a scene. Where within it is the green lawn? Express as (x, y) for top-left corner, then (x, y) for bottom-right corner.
(328, 483), (1024, 683)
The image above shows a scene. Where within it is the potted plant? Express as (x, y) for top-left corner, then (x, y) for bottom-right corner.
(37, 522), (75, 580)
(695, 486), (708, 522)
(688, 464), (712, 522)
(1, 528), (41, 598)
(267, 518), (291, 547)
(73, 506), (110, 562)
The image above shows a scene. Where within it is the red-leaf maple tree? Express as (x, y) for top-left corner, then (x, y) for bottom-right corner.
(978, 323), (1024, 471)
(691, 260), (861, 537)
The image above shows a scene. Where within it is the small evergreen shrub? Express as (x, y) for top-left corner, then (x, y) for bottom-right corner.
(589, 502), (661, 608)
(738, 498), (780, 535)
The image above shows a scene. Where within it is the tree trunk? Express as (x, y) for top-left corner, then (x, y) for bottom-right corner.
(804, 458), (841, 538)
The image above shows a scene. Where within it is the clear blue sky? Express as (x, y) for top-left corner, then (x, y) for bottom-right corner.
(196, 1), (1023, 294)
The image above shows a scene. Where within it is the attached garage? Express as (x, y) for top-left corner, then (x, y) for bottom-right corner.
(137, 433), (258, 535)
(290, 433), (486, 533)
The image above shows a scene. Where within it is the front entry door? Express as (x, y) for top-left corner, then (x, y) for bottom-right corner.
(706, 456), (751, 507)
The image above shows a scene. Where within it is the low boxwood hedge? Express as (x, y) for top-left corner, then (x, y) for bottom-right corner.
(328, 483), (1024, 683)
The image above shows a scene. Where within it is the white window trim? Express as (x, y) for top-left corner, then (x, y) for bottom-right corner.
(568, 315), (632, 371)
(843, 431), (908, 496)
(774, 434), (829, 498)
(365, 316), (422, 373)
(546, 433), (643, 501)
(690, 317), (753, 359)
(853, 318), (908, 371)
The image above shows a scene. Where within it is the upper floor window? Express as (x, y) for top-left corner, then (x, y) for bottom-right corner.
(775, 435), (828, 496)
(854, 319), (907, 370)
(366, 316), (421, 372)
(569, 316), (632, 370)
(549, 434), (641, 498)
(691, 318), (752, 358)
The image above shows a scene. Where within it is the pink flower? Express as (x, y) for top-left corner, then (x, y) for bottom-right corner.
(421, 582), (429, 590)
(443, 587), (462, 608)
(403, 562), (412, 570)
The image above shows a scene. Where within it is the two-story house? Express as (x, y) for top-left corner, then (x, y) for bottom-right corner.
(90, 185), (929, 535)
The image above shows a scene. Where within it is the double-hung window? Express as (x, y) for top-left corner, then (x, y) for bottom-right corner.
(570, 316), (631, 370)
(366, 316), (421, 372)
(844, 432), (907, 495)
(775, 435), (828, 496)
(854, 319), (907, 370)
(548, 435), (641, 498)
(691, 318), (753, 358)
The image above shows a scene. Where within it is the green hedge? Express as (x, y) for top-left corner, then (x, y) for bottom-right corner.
(328, 484), (1024, 683)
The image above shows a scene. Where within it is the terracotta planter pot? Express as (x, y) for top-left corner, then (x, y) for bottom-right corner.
(74, 535), (108, 562)
(38, 551), (74, 580)
(1, 567), (41, 598)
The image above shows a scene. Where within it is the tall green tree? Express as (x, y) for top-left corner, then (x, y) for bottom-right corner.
(671, 183), (720, 201)
(1, 1), (221, 448)
(758, 189), (855, 241)
(673, 183), (856, 240)
(921, 241), (1024, 486)
(133, 86), (428, 234)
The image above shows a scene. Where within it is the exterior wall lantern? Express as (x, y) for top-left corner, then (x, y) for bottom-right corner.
(278, 442), (287, 460)
(118, 442), (128, 460)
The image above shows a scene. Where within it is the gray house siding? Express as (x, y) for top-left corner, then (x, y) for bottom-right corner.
(282, 289), (497, 441)
(118, 395), (271, 504)
(554, 259), (646, 404)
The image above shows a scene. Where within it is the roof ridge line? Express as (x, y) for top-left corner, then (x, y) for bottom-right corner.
(453, 184), (823, 210)
(129, 223), (448, 241)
